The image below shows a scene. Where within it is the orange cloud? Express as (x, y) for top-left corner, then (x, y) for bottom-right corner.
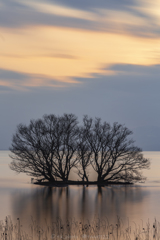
(0, 23), (160, 90)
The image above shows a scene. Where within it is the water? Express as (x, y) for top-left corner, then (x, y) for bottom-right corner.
(0, 151), (160, 239)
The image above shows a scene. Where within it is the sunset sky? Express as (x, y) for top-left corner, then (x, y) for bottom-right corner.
(1, 0), (160, 150)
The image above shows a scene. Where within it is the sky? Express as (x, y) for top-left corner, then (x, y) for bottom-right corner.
(0, 0), (160, 150)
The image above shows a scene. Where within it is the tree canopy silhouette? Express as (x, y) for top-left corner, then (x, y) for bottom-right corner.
(9, 114), (79, 182)
(82, 116), (150, 183)
(9, 114), (150, 184)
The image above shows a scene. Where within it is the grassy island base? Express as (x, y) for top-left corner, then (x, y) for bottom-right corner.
(34, 180), (133, 187)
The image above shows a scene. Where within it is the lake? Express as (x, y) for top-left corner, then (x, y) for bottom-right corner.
(0, 151), (160, 239)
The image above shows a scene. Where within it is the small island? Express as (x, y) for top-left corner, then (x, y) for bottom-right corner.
(33, 180), (133, 187)
(9, 113), (150, 185)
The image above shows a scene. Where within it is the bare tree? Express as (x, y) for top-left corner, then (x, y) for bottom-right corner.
(9, 113), (150, 184)
(52, 113), (79, 181)
(83, 116), (150, 183)
(9, 114), (79, 182)
(76, 126), (92, 182)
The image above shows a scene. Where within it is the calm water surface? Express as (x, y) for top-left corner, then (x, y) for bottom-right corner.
(0, 151), (160, 233)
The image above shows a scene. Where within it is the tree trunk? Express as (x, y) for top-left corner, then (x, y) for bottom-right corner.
(49, 175), (55, 182)
(97, 175), (103, 182)
(84, 172), (88, 182)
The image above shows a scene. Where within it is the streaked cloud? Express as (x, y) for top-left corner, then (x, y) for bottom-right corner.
(134, 0), (160, 20)
(0, 0), (160, 39)
(0, 68), (80, 91)
(0, 53), (77, 60)
(1, 24), (160, 90)
(18, 0), (97, 21)
(0, 0), (160, 91)
(46, 0), (137, 13)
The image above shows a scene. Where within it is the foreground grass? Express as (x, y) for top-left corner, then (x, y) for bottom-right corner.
(0, 216), (160, 240)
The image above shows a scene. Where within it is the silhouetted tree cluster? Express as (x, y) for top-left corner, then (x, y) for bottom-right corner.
(10, 114), (150, 183)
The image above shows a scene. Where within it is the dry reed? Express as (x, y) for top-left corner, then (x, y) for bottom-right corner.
(0, 216), (160, 240)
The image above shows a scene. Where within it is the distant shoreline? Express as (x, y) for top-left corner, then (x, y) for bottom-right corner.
(34, 180), (133, 187)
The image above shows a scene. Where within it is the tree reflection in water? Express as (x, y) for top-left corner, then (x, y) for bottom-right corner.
(10, 184), (150, 232)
